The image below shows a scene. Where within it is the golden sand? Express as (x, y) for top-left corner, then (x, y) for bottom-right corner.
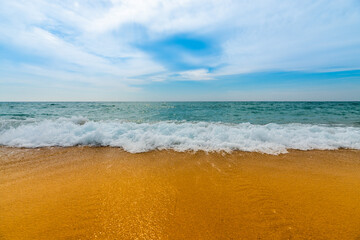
(0, 147), (360, 240)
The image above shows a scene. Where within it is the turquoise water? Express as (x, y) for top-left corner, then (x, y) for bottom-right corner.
(1, 102), (359, 125)
(0, 102), (359, 153)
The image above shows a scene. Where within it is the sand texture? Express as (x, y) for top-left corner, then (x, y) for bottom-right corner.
(0, 147), (360, 239)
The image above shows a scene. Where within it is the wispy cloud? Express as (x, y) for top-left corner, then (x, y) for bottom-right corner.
(0, 0), (359, 100)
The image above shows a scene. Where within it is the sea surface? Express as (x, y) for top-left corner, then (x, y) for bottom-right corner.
(0, 102), (359, 154)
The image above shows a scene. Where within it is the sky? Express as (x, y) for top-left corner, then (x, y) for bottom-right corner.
(0, 0), (360, 101)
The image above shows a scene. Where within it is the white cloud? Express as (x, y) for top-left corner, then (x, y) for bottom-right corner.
(0, 0), (359, 90)
(175, 69), (214, 81)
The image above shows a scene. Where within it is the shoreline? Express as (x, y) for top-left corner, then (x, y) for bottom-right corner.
(1, 147), (360, 239)
(1, 145), (360, 153)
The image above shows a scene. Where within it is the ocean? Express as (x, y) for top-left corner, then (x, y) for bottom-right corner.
(0, 102), (359, 154)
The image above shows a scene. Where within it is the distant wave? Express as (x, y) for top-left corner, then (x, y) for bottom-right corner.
(0, 117), (359, 154)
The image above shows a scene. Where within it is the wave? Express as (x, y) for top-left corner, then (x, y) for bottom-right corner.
(0, 117), (359, 154)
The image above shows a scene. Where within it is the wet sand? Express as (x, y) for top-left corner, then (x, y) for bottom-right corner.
(0, 147), (360, 240)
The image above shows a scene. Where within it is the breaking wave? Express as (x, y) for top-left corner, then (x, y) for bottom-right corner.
(0, 117), (359, 154)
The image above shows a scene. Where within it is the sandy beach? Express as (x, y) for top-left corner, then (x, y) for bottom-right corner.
(0, 147), (360, 239)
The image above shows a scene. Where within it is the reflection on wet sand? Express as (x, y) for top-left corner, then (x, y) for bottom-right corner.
(1, 147), (360, 239)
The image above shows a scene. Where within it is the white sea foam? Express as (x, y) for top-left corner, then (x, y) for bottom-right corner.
(0, 117), (359, 154)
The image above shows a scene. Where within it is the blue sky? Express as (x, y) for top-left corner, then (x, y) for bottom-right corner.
(0, 0), (360, 101)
